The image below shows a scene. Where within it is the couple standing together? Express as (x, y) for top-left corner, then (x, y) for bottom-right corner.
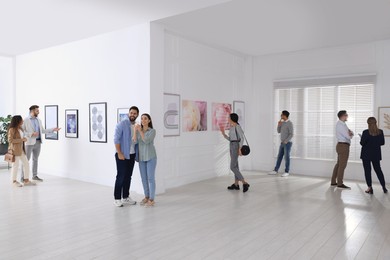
(113, 106), (157, 207)
(331, 110), (387, 194)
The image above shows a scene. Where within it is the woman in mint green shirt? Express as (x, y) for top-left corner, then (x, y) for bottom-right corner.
(133, 113), (157, 207)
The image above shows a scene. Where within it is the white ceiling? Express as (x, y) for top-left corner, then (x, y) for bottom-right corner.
(0, 0), (230, 56)
(157, 0), (390, 56)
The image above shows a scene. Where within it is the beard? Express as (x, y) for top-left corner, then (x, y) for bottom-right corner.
(129, 116), (136, 122)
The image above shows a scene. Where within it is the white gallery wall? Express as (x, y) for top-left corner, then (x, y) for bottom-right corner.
(15, 23), (155, 194)
(251, 40), (390, 182)
(154, 25), (252, 188)
(0, 56), (14, 116)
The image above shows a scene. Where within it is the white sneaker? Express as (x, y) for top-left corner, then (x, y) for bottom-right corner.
(13, 181), (23, 187)
(281, 173), (290, 177)
(114, 200), (123, 207)
(122, 197), (137, 205)
(268, 171), (277, 175)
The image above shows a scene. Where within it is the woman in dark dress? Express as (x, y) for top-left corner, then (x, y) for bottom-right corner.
(360, 117), (387, 194)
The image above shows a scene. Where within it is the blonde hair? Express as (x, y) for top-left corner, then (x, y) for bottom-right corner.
(367, 117), (380, 136)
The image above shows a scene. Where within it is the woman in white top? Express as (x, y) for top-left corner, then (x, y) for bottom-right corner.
(8, 115), (35, 187)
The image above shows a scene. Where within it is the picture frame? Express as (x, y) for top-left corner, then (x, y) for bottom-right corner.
(89, 102), (107, 143)
(117, 108), (129, 123)
(164, 93), (180, 136)
(378, 106), (390, 136)
(233, 101), (245, 131)
(44, 105), (59, 140)
(182, 100), (207, 132)
(211, 102), (231, 131)
(65, 109), (78, 138)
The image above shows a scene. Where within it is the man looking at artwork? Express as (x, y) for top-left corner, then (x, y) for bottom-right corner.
(113, 106), (139, 207)
(22, 105), (61, 181)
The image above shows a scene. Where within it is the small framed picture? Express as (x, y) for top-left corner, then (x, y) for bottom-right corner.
(164, 93), (180, 136)
(211, 102), (231, 131)
(89, 102), (107, 143)
(378, 106), (390, 136)
(45, 105), (59, 140)
(65, 109), (78, 138)
(117, 108), (129, 123)
(233, 101), (245, 131)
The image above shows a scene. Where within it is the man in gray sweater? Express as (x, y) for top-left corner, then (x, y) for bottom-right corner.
(269, 110), (294, 177)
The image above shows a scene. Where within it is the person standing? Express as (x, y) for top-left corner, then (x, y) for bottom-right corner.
(133, 113), (157, 207)
(113, 106), (139, 207)
(331, 110), (353, 189)
(22, 105), (61, 181)
(269, 110), (294, 177)
(8, 115), (36, 187)
(220, 113), (250, 192)
(360, 117), (387, 194)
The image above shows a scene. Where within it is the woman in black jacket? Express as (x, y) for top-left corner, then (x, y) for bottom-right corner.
(360, 117), (387, 194)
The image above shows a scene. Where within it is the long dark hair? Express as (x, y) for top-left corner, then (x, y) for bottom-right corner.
(9, 115), (23, 130)
(141, 113), (153, 129)
(8, 115), (23, 135)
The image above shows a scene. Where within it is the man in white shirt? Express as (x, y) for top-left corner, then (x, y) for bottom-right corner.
(22, 105), (61, 181)
(331, 110), (353, 189)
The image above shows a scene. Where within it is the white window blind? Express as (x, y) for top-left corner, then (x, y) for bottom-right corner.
(274, 78), (374, 162)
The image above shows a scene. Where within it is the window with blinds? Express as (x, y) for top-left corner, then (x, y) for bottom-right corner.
(274, 81), (374, 162)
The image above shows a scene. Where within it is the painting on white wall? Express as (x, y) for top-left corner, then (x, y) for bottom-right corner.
(378, 107), (390, 136)
(65, 109), (78, 138)
(117, 108), (129, 123)
(233, 101), (245, 131)
(182, 100), (207, 132)
(212, 103), (232, 131)
(45, 105), (58, 140)
(89, 102), (107, 143)
(163, 94), (180, 136)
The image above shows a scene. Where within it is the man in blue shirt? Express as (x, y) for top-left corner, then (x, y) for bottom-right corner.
(113, 106), (139, 207)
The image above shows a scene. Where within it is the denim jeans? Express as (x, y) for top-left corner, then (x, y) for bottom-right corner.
(139, 157), (157, 200)
(114, 153), (136, 200)
(274, 142), (292, 173)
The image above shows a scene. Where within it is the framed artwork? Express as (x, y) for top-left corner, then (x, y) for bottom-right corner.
(117, 108), (129, 123)
(163, 93), (180, 136)
(378, 107), (390, 136)
(89, 102), (107, 143)
(233, 101), (245, 131)
(44, 105), (58, 140)
(65, 109), (78, 138)
(182, 100), (207, 132)
(212, 103), (232, 131)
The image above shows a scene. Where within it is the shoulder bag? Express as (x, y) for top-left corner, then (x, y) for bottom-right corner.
(235, 126), (250, 156)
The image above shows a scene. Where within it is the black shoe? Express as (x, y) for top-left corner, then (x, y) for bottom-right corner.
(365, 187), (373, 194)
(383, 187), (388, 193)
(330, 183), (337, 186)
(243, 183), (250, 193)
(227, 184), (239, 190)
(337, 184), (351, 189)
(32, 176), (43, 182)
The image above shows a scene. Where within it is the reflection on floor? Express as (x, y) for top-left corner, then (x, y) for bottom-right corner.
(1, 169), (390, 260)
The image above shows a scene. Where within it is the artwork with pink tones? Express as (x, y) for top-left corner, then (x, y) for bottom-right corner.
(182, 100), (207, 132)
(212, 103), (232, 131)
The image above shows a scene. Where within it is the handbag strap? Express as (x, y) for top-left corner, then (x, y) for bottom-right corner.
(234, 125), (249, 146)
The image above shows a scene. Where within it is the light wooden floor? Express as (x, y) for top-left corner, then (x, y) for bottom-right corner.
(1, 169), (390, 260)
